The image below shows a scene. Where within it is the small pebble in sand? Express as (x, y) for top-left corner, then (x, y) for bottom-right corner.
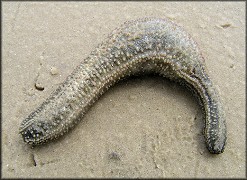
(50, 67), (59, 75)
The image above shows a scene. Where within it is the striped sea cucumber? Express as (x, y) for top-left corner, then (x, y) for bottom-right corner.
(19, 17), (226, 154)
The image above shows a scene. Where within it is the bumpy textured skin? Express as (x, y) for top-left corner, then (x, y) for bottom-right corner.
(19, 17), (226, 154)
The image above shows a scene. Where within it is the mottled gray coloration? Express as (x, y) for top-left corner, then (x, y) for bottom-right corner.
(19, 17), (226, 154)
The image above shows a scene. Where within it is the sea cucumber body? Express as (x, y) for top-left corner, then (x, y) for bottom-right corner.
(19, 18), (226, 154)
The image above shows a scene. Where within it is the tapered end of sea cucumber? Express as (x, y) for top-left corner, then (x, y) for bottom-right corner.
(19, 128), (42, 145)
(19, 122), (50, 145)
(206, 134), (227, 154)
(207, 143), (225, 154)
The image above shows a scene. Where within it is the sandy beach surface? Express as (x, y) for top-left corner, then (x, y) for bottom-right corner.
(2, 2), (245, 178)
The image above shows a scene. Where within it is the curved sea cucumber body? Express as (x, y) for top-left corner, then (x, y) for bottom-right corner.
(19, 17), (226, 154)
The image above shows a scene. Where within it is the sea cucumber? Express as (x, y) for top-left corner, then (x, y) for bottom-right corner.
(19, 17), (227, 154)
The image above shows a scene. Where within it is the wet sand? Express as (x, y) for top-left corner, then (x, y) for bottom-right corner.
(2, 2), (245, 178)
